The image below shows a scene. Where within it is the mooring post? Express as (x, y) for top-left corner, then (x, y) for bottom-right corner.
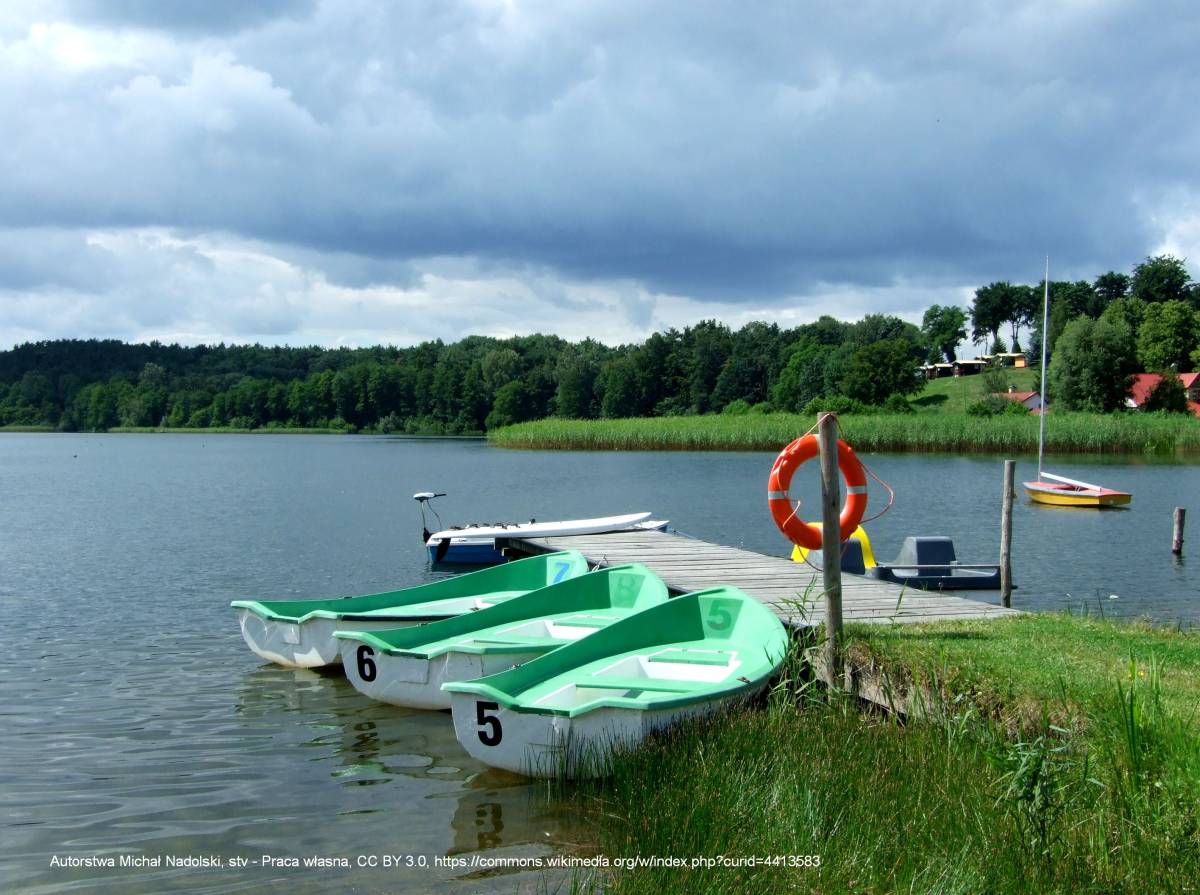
(1173, 507), (1186, 556)
(818, 412), (844, 686)
(1000, 460), (1014, 608)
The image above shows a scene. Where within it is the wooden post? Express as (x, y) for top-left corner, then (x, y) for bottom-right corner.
(818, 412), (844, 685)
(1000, 460), (1014, 608)
(1173, 507), (1186, 556)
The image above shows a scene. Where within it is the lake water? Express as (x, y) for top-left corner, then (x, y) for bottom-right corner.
(2, 433), (1197, 893)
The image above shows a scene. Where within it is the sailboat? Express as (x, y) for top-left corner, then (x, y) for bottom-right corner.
(1022, 258), (1132, 508)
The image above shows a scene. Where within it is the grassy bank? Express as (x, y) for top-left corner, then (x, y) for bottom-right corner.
(490, 411), (1200, 454)
(573, 613), (1200, 893)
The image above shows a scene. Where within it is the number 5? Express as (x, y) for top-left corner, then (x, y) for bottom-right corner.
(707, 601), (732, 631)
(476, 701), (503, 746)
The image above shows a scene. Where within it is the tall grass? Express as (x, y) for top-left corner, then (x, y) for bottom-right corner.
(563, 640), (1200, 894)
(489, 412), (1200, 454)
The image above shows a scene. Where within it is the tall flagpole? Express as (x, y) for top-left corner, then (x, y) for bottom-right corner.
(1037, 256), (1050, 480)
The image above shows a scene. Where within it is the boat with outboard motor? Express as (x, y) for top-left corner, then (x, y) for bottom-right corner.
(793, 530), (1004, 591)
(415, 492), (667, 563)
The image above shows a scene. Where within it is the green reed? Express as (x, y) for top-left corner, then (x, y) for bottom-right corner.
(489, 412), (1200, 454)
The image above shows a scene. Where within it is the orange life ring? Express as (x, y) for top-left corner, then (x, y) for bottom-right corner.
(768, 435), (868, 550)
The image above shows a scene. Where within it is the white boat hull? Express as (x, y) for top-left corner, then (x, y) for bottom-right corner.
(447, 688), (757, 778)
(236, 609), (421, 669)
(339, 642), (544, 710)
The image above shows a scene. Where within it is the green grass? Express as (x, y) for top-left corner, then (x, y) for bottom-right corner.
(566, 614), (1200, 894)
(845, 614), (1200, 734)
(0, 424), (55, 432)
(913, 368), (1039, 414)
(489, 411), (1200, 454)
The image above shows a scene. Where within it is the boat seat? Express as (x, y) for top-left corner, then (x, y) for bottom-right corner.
(648, 651), (732, 666)
(470, 636), (572, 650)
(566, 676), (716, 693)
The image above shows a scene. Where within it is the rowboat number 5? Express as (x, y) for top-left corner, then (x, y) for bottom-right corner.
(476, 701), (503, 746)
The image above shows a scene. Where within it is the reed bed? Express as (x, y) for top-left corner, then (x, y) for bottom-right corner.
(490, 412), (1200, 454)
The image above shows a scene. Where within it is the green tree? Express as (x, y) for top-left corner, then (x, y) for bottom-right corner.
(1136, 300), (1200, 371)
(1099, 296), (1148, 334)
(554, 342), (603, 419)
(921, 304), (968, 363)
(1047, 316), (1138, 412)
(971, 283), (1017, 352)
(1142, 375), (1189, 413)
(771, 341), (835, 411)
(840, 339), (923, 405)
(1093, 271), (1130, 312)
(598, 355), (640, 418)
(683, 320), (731, 413)
(711, 322), (783, 409)
(1132, 255), (1193, 305)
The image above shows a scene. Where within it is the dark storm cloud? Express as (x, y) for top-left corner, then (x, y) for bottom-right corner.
(2, 0), (1199, 343)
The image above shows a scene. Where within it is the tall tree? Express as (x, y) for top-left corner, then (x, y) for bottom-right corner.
(1092, 271), (1130, 312)
(1132, 254), (1193, 304)
(1047, 316), (1138, 412)
(840, 340), (923, 405)
(1136, 301), (1200, 371)
(970, 283), (1015, 351)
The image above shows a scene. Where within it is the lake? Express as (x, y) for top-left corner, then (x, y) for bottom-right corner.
(1, 433), (1196, 893)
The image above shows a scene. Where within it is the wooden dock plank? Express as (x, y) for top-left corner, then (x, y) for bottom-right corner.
(497, 529), (1022, 628)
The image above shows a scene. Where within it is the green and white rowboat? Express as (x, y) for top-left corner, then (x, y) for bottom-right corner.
(334, 564), (669, 710)
(443, 587), (788, 778)
(230, 550), (589, 668)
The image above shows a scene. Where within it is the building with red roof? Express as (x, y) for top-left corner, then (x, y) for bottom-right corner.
(1127, 373), (1200, 417)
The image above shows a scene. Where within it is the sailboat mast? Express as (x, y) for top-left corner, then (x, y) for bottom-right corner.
(1037, 256), (1050, 479)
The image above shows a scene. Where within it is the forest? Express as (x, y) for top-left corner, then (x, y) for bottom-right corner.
(1, 255), (1197, 432)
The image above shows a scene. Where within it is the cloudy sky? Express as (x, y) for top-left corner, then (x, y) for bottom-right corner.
(2, 0), (1198, 349)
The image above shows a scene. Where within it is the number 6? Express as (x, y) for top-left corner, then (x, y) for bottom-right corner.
(356, 645), (377, 682)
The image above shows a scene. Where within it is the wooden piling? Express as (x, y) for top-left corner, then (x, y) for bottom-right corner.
(1000, 460), (1014, 608)
(1173, 507), (1186, 556)
(818, 412), (844, 685)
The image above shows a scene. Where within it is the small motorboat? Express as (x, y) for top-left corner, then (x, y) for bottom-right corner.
(795, 532), (1004, 591)
(230, 550), (589, 668)
(443, 587), (788, 778)
(334, 564), (668, 710)
(865, 537), (1002, 590)
(415, 493), (668, 564)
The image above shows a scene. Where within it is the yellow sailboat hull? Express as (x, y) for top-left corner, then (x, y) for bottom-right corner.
(1023, 481), (1131, 507)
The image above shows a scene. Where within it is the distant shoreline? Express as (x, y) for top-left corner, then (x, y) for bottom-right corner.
(0, 425), (487, 438)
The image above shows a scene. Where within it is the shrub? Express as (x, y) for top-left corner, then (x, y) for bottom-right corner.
(721, 399), (752, 415)
(967, 397), (1011, 417)
(802, 395), (874, 415)
(881, 394), (914, 414)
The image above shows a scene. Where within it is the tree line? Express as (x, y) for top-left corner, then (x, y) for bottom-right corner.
(963, 255), (1200, 412)
(1, 255), (1196, 431)
(0, 315), (932, 432)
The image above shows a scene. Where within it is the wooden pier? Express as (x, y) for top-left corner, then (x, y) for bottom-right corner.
(499, 529), (1021, 628)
